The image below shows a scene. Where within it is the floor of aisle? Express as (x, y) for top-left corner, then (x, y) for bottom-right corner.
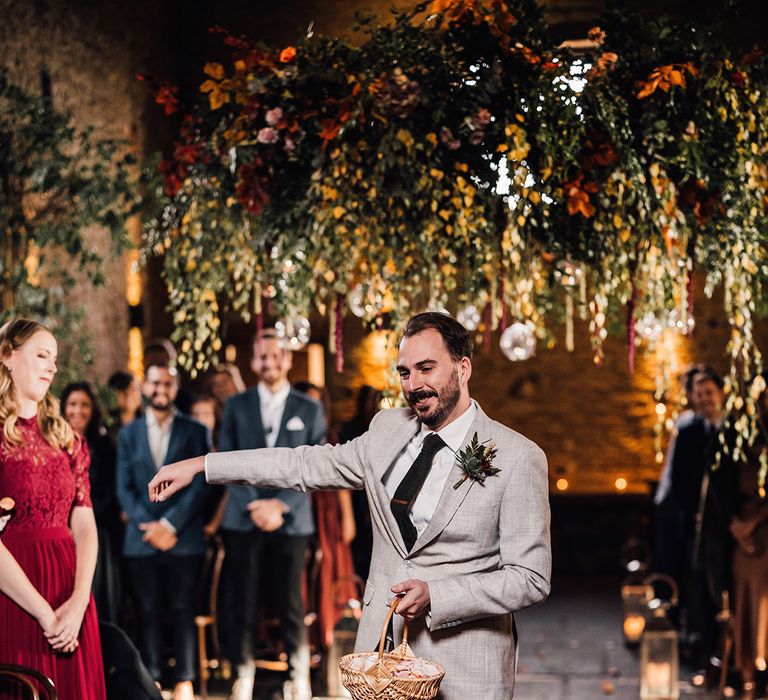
(185, 577), (746, 699)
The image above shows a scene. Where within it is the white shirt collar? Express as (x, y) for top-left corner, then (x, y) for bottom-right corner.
(146, 406), (177, 430)
(257, 381), (291, 406)
(419, 400), (478, 453)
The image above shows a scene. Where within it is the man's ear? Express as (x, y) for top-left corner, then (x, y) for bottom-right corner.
(459, 356), (472, 385)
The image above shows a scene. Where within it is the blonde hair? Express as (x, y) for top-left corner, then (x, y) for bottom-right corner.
(0, 318), (75, 452)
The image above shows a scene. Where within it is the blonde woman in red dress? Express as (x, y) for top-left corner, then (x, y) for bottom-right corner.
(0, 319), (105, 700)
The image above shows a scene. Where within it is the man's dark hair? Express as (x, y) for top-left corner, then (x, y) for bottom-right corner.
(402, 312), (473, 361)
(108, 370), (135, 392)
(693, 366), (724, 391)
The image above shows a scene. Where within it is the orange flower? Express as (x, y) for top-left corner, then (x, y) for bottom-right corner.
(636, 63), (697, 99)
(514, 43), (541, 65)
(279, 46), (297, 63)
(319, 119), (342, 147)
(564, 175), (597, 218)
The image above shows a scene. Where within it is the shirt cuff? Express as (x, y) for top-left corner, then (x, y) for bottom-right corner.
(204, 453), (210, 481)
(160, 517), (177, 535)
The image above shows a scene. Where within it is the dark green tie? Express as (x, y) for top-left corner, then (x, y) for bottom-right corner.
(390, 433), (446, 551)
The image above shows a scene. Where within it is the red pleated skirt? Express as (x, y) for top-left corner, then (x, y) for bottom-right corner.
(0, 527), (106, 700)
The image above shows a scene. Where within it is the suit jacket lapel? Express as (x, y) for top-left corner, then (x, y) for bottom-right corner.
(164, 417), (185, 465)
(274, 391), (299, 446)
(409, 407), (487, 555)
(371, 412), (420, 557)
(137, 417), (155, 474)
(245, 389), (267, 448)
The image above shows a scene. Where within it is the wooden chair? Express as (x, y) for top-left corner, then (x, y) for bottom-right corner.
(195, 534), (226, 700)
(0, 664), (58, 700)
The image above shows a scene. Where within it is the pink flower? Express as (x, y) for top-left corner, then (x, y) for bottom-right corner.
(440, 126), (460, 150)
(284, 135), (296, 153)
(265, 107), (283, 126)
(257, 127), (280, 144)
(473, 108), (491, 128)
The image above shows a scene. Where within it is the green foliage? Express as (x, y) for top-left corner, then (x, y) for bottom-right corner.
(0, 70), (142, 375)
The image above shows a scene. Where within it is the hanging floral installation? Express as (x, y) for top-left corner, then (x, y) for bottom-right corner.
(142, 0), (768, 486)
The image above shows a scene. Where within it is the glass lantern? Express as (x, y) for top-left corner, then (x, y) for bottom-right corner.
(640, 574), (680, 700)
(622, 578), (651, 646)
(620, 539), (651, 646)
(327, 597), (361, 697)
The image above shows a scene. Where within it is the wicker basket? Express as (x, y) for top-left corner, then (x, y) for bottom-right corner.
(339, 598), (445, 700)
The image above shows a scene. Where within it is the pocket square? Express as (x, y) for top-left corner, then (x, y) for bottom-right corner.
(285, 416), (305, 431)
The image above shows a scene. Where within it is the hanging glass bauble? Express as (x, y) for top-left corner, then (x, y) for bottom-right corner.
(456, 304), (481, 331)
(635, 313), (664, 343)
(666, 308), (695, 335)
(500, 322), (536, 361)
(348, 285), (367, 318)
(275, 315), (311, 350)
(348, 283), (382, 319)
(555, 260), (583, 287)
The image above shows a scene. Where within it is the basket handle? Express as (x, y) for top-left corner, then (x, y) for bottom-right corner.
(377, 597), (409, 660)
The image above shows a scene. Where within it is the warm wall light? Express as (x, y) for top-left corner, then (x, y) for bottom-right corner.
(307, 343), (325, 387)
(615, 477), (628, 491)
(125, 246), (144, 377)
(556, 478), (569, 492)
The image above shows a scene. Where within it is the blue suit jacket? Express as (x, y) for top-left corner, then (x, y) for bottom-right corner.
(221, 387), (326, 536)
(116, 413), (211, 557)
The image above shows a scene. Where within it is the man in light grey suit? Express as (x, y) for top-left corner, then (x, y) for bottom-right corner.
(150, 312), (551, 699)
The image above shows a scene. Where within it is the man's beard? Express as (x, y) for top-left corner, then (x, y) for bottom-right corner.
(406, 371), (461, 428)
(148, 395), (171, 411)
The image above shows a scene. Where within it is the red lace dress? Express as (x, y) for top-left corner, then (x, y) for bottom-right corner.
(0, 416), (106, 700)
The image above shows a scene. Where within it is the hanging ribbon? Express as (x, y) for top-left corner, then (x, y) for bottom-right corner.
(500, 275), (507, 332)
(627, 277), (637, 373)
(335, 293), (344, 373)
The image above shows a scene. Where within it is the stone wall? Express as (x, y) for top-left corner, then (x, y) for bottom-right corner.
(0, 0), (177, 382)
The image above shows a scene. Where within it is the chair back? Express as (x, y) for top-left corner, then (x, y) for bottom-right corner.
(0, 664), (58, 699)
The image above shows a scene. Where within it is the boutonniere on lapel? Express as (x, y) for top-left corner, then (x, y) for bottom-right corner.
(453, 433), (500, 489)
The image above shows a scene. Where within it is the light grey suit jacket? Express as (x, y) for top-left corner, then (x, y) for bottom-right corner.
(206, 403), (551, 699)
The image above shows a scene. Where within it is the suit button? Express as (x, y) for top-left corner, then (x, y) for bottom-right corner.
(404, 561), (413, 569)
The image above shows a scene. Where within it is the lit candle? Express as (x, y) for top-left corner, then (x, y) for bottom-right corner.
(645, 661), (672, 692)
(623, 613), (646, 642)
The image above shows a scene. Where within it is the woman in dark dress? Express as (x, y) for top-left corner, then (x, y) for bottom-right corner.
(61, 381), (123, 624)
(0, 318), (106, 700)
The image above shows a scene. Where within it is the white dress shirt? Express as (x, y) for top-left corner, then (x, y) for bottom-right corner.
(257, 381), (291, 447)
(383, 401), (478, 538)
(146, 407), (177, 470)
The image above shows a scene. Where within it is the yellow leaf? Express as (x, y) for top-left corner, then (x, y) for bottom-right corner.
(203, 63), (225, 80)
(332, 206), (346, 219)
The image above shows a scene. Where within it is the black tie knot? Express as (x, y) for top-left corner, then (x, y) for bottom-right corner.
(421, 433), (445, 457)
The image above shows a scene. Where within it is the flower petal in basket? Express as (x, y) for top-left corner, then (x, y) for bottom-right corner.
(364, 659), (394, 693)
(389, 640), (415, 659)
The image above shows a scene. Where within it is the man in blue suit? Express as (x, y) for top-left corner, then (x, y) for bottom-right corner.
(116, 362), (210, 700)
(220, 331), (326, 700)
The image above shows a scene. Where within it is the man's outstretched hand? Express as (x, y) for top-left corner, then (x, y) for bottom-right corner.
(148, 456), (207, 502)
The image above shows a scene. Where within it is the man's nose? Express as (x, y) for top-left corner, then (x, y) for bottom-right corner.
(406, 375), (423, 392)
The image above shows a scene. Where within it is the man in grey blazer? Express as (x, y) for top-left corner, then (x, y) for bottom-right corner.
(150, 312), (551, 699)
(218, 330), (326, 700)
